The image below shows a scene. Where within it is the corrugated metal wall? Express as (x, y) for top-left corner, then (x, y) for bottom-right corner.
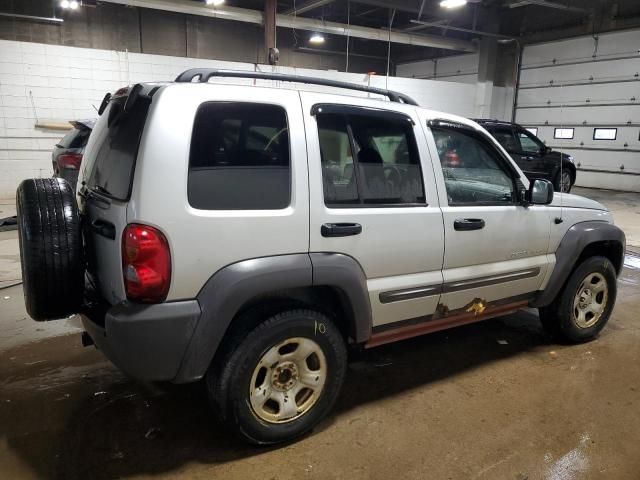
(515, 29), (640, 192)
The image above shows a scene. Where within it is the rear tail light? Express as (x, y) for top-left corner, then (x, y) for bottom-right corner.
(57, 153), (83, 170)
(122, 224), (171, 303)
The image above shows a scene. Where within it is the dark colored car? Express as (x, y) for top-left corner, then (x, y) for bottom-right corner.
(474, 119), (576, 193)
(52, 119), (95, 191)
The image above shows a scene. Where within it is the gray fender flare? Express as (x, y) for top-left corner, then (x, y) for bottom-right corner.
(309, 253), (372, 344)
(531, 221), (625, 308)
(174, 253), (372, 383)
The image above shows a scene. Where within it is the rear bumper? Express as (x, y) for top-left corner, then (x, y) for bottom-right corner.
(81, 300), (201, 382)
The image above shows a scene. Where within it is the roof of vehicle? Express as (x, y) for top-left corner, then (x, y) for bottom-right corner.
(473, 118), (523, 128)
(174, 68), (419, 106)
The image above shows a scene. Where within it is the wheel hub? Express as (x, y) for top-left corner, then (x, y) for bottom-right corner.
(272, 361), (299, 391)
(249, 337), (327, 424)
(573, 272), (608, 329)
(578, 288), (592, 309)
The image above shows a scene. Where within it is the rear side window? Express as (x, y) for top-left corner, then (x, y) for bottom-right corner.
(317, 111), (425, 207)
(86, 95), (150, 200)
(188, 102), (290, 210)
(57, 127), (90, 149)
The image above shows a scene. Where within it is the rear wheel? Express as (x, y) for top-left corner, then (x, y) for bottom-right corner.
(16, 178), (84, 320)
(539, 256), (616, 343)
(206, 309), (347, 445)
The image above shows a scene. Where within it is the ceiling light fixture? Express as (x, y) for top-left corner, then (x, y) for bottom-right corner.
(309, 33), (325, 44)
(205, 0), (225, 6)
(440, 0), (467, 8)
(60, 0), (80, 9)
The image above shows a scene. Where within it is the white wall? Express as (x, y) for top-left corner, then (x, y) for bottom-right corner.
(397, 52), (514, 121)
(0, 39), (482, 198)
(515, 29), (640, 192)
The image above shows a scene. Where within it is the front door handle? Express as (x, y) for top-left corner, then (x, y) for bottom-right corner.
(454, 218), (485, 231)
(321, 223), (362, 237)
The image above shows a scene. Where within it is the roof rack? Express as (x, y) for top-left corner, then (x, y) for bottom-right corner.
(175, 68), (418, 106)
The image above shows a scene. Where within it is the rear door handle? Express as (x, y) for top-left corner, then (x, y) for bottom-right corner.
(321, 223), (362, 237)
(90, 219), (116, 239)
(454, 218), (485, 231)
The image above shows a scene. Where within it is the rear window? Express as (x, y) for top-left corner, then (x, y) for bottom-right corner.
(85, 95), (150, 201)
(57, 127), (90, 149)
(188, 102), (290, 210)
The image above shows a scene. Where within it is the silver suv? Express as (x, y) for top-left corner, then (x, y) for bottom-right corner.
(16, 69), (625, 445)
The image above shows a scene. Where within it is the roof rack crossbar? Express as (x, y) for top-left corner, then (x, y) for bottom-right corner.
(175, 68), (419, 106)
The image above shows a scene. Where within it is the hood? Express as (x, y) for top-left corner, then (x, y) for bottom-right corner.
(550, 192), (607, 211)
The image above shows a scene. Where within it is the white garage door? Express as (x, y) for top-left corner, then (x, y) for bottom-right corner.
(515, 29), (640, 192)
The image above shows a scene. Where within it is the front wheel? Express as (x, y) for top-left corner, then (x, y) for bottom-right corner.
(554, 169), (573, 193)
(206, 310), (347, 445)
(539, 256), (617, 343)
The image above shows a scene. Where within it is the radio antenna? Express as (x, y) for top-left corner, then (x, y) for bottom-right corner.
(555, 83), (565, 225)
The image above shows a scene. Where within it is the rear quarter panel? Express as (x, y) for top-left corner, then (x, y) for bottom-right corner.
(128, 84), (310, 301)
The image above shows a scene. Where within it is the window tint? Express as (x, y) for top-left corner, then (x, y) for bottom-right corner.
(188, 102), (290, 210)
(317, 112), (425, 206)
(490, 127), (519, 152)
(432, 128), (515, 206)
(516, 129), (543, 153)
(86, 95), (150, 200)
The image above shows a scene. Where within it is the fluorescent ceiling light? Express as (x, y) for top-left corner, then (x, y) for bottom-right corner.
(440, 0), (467, 8)
(309, 33), (325, 44)
(205, 0), (225, 5)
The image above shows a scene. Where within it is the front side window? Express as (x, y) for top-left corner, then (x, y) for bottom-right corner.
(432, 127), (515, 206)
(188, 102), (290, 210)
(317, 111), (425, 206)
(516, 129), (544, 154)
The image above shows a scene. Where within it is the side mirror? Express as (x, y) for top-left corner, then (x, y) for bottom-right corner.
(526, 179), (554, 205)
(541, 146), (552, 155)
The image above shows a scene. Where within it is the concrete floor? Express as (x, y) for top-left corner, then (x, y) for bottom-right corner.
(1, 188), (639, 479)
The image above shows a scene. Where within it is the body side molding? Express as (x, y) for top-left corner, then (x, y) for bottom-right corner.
(531, 221), (625, 308)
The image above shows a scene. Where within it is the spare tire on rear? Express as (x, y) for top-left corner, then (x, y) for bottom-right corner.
(16, 178), (84, 321)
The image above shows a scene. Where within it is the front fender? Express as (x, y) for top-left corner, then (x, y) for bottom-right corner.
(531, 221), (625, 308)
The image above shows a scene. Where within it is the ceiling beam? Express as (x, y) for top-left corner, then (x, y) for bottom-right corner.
(100, 0), (478, 52)
(506, 0), (589, 14)
(282, 0), (335, 16)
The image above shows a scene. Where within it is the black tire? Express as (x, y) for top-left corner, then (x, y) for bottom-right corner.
(206, 309), (347, 445)
(16, 178), (84, 321)
(539, 256), (617, 343)
(554, 169), (573, 193)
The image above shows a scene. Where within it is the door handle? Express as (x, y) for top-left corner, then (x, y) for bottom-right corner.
(321, 223), (362, 237)
(454, 218), (485, 231)
(90, 219), (116, 239)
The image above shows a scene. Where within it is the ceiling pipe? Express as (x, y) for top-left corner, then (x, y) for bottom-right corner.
(410, 19), (515, 39)
(506, 0), (588, 14)
(99, 0), (477, 52)
(283, 0), (336, 16)
(0, 12), (63, 23)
